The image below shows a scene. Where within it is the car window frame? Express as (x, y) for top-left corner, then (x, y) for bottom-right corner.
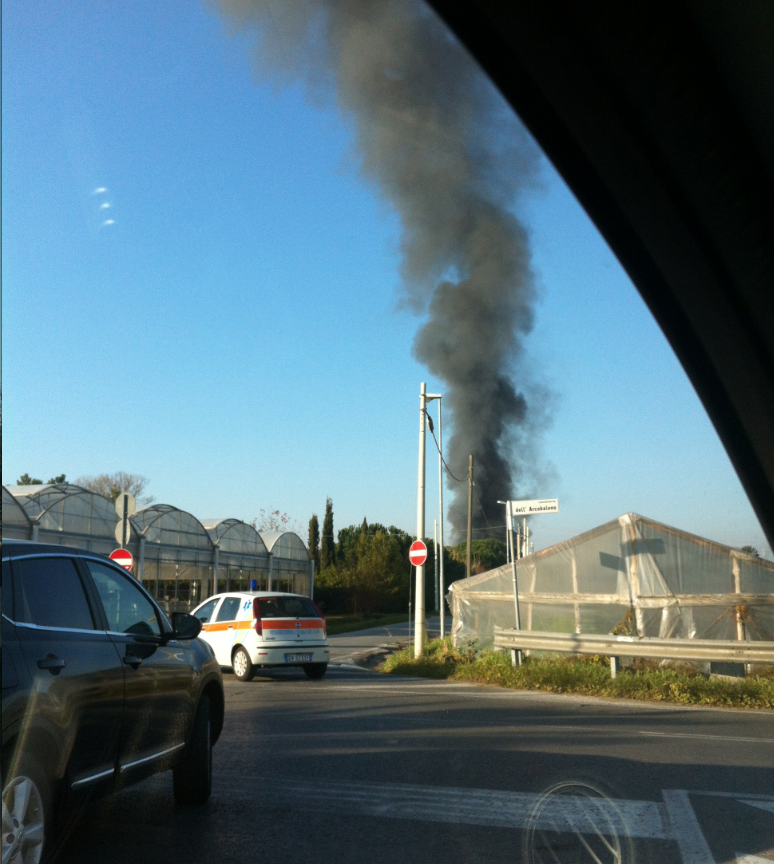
(193, 596), (222, 624)
(214, 595), (242, 623)
(9, 553), (101, 634)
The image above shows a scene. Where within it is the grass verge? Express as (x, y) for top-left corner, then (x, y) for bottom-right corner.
(381, 638), (774, 710)
(325, 613), (410, 636)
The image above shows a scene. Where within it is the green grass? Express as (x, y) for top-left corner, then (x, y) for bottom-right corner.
(381, 638), (774, 710)
(324, 612), (410, 636)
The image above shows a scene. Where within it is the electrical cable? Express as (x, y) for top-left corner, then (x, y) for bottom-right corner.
(424, 411), (464, 483)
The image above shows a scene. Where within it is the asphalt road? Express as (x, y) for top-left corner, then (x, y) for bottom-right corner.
(52, 655), (773, 864)
(327, 615), (452, 663)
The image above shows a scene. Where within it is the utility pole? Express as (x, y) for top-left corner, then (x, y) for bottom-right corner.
(434, 520), (439, 613)
(466, 454), (473, 579)
(437, 397), (445, 639)
(414, 382), (427, 657)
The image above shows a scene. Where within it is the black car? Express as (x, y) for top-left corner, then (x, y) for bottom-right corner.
(1, 540), (225, 862)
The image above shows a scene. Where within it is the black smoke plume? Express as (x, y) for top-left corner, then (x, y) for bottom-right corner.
(218, 0), (547, 540)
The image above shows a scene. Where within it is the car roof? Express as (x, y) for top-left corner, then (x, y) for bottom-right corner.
(1, 539), (109, 560)
(203, 591), (307, 600)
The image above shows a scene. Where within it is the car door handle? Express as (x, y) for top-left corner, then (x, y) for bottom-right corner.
(37, 655), (66, 674)
(123, 655), (142, 669)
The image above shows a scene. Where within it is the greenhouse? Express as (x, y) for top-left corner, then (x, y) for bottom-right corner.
(262, 532), (313, 597)
(201, 518), (269, 594)
(4, 483), (119, 555)
(2, 486), (32, 540)
(2, 485), (314, 612)
(131, 504), (215, 613)
(448, 512), (774, 649)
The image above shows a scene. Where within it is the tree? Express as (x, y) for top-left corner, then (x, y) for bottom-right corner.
(250, 508), (301, 534)
(308, 514), (321, 572)
(48, 474), (66, 484)
(321, 498), (336, 569)
(16, 473), (43, 485)
(75, 472), (154, 504)
(740, 545), (760, 558)
(449, 538), (507, 574)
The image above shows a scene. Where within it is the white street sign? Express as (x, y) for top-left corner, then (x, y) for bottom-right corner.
(510, 498), (559, 516)
(114, 492), (136, 517)
(115, 519), (132, 545)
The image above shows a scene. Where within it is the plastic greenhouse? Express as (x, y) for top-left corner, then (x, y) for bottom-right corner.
(2, 486), (32, 540)
(261, 532), (312, 597)
(201, 518), (269, 593)
(448, 512), (774, 650)
(4, 484), (119, 554)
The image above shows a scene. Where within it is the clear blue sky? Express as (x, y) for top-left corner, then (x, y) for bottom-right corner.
(3, 0), (769, 557)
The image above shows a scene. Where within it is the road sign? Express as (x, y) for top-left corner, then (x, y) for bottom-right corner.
(409, 540), (428, 567)
(510, 498), (559, 516)
(114, 492), (136, 517)
(114, 520), (132, 545)
(109, 548), (134, 571)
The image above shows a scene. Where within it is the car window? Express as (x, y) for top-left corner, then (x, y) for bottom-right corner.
(258, 597), (320, 619)
(215, 596), (241, 622)
(15, 557), (95, 631)
(194, 598), (219, 623)
(87, 561), (161, 637)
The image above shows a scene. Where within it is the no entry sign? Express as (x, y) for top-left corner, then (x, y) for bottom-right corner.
(409, 540), (428, 567)
(110, 548), (134, 572)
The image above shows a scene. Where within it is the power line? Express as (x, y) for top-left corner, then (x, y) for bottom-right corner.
(424, 411), (464, 483)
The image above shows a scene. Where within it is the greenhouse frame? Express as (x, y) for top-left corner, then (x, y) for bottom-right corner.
(2, 484), (313, 614)
(448, 512), (774, 650)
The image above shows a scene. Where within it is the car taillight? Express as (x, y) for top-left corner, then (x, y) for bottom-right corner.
(252, 598), (263, 636)
(311, 600), (326, 636)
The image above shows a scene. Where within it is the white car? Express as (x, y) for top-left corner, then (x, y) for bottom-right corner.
(190, 592), (329, 681)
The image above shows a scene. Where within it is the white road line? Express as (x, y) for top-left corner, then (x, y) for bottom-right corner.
(640, 731), (774, 744)
(662, 790), (715, 864)
(217, 775), (669, 840)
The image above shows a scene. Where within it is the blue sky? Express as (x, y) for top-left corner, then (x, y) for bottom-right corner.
(3, 0), (769, 557)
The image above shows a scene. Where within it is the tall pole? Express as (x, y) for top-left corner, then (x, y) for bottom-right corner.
(509, 500), (523, 666)
(415, 382), (427, 656)
(434, 520), (439, 613)
(466, 455), (473, 579)
(438, 398), (445, 639)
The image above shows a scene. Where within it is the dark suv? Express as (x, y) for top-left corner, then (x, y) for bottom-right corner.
(1, 540), (225, 862)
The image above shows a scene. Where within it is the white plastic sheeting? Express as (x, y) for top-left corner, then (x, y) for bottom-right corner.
(447, 513), (774, 648)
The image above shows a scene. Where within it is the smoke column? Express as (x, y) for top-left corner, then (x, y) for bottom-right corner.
(218, 0), (546, 540)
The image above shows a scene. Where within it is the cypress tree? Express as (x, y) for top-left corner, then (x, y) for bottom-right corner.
(308, 514), (321, 572)
(321, 498), (336, 569)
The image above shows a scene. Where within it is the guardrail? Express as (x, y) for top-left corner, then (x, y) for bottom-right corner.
(492, 627), (774, 676)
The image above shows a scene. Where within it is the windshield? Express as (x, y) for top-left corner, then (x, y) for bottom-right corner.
(2, 1), (771, 863)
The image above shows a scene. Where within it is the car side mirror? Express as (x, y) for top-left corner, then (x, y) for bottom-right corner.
(170, 612), (202, 641)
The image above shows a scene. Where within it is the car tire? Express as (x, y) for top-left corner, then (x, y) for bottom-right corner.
(303, 663), (328, 680)
(232, 646), (255, 682)
(173, 693), (212, 806)
(2, 752), (52, 864)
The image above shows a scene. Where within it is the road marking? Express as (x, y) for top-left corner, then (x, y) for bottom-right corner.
(217, 775), (669, 840)
(640, 731), (774, 744)
(662, 790), (715, 864)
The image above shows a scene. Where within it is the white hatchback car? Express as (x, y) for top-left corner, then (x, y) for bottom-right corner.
(190, 592), (329, 681)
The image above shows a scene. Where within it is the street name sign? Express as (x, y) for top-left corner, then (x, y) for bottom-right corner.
(409, 540), (428, 567)
(110, 548), (134, 571)
(510, 498), (559, 516)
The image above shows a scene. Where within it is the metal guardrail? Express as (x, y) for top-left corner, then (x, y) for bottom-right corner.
(493, 627), (774, 671)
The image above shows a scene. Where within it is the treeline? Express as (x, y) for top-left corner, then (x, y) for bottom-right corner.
(308, 498), (508, 615)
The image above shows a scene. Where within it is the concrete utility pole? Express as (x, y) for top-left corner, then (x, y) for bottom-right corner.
(434, 520), (439, 613)
(414, 382), (427, 657)
(437, 398), (445, 638)
(466, 455), (473, 579)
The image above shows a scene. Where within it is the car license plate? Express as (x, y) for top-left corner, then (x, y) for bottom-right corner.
(285, 653), (312, 662)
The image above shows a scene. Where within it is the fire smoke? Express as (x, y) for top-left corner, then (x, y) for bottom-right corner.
(218, 0), (548, 540)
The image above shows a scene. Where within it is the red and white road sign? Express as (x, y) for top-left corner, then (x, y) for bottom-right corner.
(409, 540), (428, 567)
(109, 548), (134, 571)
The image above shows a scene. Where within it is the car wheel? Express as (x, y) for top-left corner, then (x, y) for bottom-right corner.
(2, 753), (51, 864)
(303, 663), (328, 680)
(173, 693), (212, 806)
(232, 646), (255, 682)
